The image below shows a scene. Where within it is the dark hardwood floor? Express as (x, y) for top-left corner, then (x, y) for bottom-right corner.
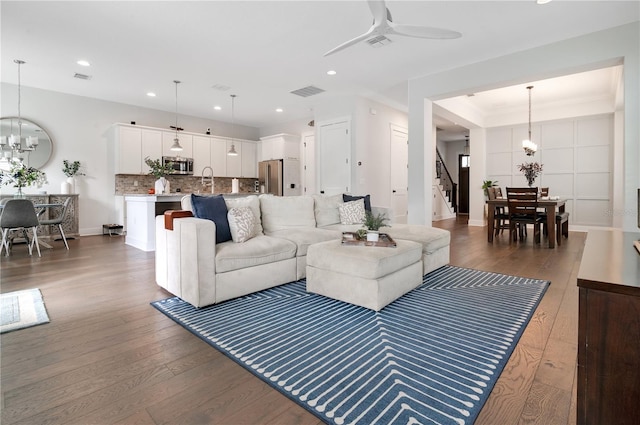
(0, 217), (583, 424)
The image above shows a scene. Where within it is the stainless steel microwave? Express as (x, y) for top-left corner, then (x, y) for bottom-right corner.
(162, 156), (194, 175)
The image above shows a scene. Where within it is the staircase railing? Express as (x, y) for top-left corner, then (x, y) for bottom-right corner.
(435, 147), (457, 212)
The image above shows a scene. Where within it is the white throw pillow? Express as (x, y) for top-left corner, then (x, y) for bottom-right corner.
(338, 199), (366, 225)
(227, 206), (257, 243)
(313, 193), (344, 227)
(225, 195), (263, 235)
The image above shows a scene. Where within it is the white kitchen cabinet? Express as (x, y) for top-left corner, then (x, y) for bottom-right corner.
(241, 141), (257, 177)
(260, 133), (300, 161)
(116, 126), (142, 174)
(162, 132), (193, 158)
(226, 140), (242, 177)
(141, 129), (162, 173)
(211, 137), (228, 177)
(192, 135), (212, 176)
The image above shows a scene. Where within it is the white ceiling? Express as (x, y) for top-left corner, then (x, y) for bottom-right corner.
(1, 1), (638, 129)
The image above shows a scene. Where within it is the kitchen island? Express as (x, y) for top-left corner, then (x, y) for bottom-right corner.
(125, 192), (255, 251)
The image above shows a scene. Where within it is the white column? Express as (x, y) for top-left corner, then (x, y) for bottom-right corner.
(407, 95), (433, 226)
(468, 128), (487, 227)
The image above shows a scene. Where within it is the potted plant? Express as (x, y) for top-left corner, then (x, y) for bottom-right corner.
(482, 180), (498, 199)
(145, 157), (174, 194)
(0, 162), (47, 198)
(362, 211), (390, 242)
(62, 159), (85, 194)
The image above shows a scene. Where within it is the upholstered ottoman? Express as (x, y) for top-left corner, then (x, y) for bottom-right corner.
(306, 239), (423, 311)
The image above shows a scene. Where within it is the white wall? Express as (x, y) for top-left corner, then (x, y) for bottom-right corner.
(311, 94), (408, 209)
(0, 83), (260, 235)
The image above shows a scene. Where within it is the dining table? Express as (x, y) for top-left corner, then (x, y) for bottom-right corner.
(487, 197), (567, 248)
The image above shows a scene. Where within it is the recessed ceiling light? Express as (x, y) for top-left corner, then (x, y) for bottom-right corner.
(214, 105), (222, 111)
(77, 60), (90, 67)
(536, 0), (552, 4)
(276, 108), (283, 113)
(327, 70), (337, 76)
(146, 92), (156, 97)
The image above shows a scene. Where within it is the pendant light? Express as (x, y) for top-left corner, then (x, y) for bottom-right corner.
(522, 85), (537, 156)
(169, 80), (183, 152)
(227, 94), (238, 156)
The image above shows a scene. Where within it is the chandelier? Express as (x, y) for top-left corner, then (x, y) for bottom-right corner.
(522, 85), (537, 156)
(0, 60), (39, 163)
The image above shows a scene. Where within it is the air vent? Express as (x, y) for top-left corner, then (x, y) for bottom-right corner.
(290, 85), (325, 98)
(212, 84), (230, 91)
(366, 35), (392, 48)
(73, 73), (92, 80)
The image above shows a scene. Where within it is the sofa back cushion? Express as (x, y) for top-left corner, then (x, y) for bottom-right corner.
(313, 194), (343, 227)
(260, 195), (316, 233)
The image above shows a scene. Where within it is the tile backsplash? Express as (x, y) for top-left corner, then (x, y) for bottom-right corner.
(115, 174), (258, 195)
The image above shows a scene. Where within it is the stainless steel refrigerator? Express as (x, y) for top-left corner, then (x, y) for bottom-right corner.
(258, 159), (300, 196)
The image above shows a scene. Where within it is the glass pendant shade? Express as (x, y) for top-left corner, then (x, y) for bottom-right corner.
(228, 144), (238, 156)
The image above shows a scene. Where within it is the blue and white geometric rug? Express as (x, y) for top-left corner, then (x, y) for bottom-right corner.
(152, 265), (549, 425)
(1, 288), (50, 334)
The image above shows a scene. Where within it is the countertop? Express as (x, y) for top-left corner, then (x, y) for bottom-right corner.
(124, 192), (258, 201)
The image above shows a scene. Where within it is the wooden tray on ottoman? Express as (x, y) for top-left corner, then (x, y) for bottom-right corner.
(341, 232), (397, 247)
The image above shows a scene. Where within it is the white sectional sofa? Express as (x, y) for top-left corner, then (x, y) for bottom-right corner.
(155, 193), (450, 308)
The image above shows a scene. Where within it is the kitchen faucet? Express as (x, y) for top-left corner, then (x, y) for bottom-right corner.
(201, 166), (214, 193)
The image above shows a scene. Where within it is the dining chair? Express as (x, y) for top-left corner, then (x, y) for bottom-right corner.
(38, 197), (72, 250)
(506, 187), (544, 244)
(492, 187), (510, 235)
(0, 199), (41, 257)
(540, 187), (549, 197)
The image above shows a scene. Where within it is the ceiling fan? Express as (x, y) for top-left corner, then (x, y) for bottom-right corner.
(324, 0), (461, 57)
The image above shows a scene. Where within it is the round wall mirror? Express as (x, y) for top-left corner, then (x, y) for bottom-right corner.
(0, 117), (54, 169)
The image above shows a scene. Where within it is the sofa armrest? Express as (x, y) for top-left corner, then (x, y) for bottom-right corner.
(156, 215), (218, 307)
(164, 210), (193, 230)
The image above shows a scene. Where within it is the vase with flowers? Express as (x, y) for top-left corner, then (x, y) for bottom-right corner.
(0, 162), (48, 198)
(145, 157), (174, 194)
(518, 162), (543, 187)
(62, 159), (85, 194)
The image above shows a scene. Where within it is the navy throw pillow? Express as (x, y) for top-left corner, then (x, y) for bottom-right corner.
(190, 194), (232, 243)
(343, 194), (371, 213)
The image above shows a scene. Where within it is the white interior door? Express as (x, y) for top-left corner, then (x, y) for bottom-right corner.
(390, 124), (408, 223)
(318, 120), (350, 196)
(302, 132), (315, 195)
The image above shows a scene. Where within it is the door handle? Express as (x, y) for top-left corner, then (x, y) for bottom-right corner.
(392, 190), (397, 193)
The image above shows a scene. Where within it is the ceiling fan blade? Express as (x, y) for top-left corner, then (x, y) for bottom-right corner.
(390, 23), (461, 40)
(367, 0), (387, 25)
(324, 26), (375, 57)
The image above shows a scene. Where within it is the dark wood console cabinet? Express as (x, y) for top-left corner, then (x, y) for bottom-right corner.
(577, 230), (640, 425)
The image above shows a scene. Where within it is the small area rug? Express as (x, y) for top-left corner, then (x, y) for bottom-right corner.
(152, 265), (549, 425)
(1, 288), (50, 333)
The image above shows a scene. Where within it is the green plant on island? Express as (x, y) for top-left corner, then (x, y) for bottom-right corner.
(145, 157), (174, 179)
(363, 211), (390, 232)
(62, 160), (85, 177)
